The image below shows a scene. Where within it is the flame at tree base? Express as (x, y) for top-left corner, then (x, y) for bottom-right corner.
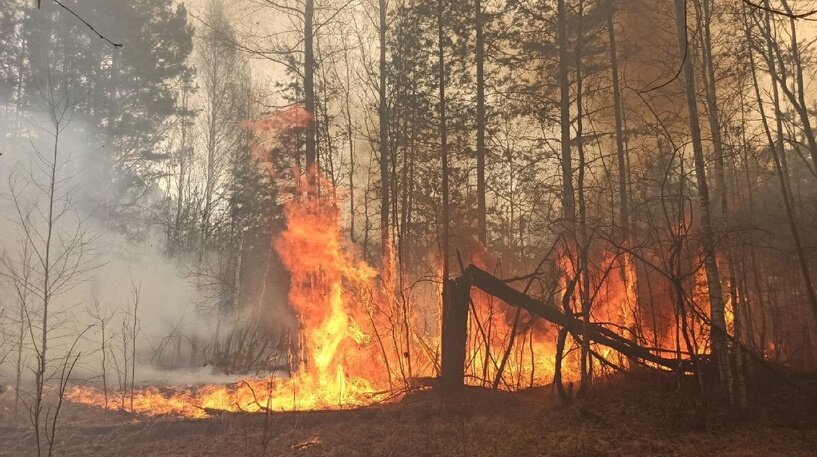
(69, 169), (396, 418)
(67, 108), (716, 419)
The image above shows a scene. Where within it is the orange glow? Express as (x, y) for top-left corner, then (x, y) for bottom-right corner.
(69, 171), (391, 417)
(69, 108), (394, 417)
(67, 108), (719, 418)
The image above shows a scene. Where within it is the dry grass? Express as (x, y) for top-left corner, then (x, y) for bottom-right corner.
(2, 375), (816, 457)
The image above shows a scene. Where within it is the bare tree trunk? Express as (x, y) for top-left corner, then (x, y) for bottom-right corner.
(12, 239), (32, 418)
(174, 76), (191, 255)
(89, 301), (111, 409)
(698, 0), (742, 406)
(673, 0), (731, 397)
(608, 9), (627, 242)
(304, 0), (317, 175)
(120, 321), (128, 407)
(574, 0), (592, 399)
(557, 0), (575, 228)
(101, 321), (108, 408)
(438, 0), (457, 393)
(475, 0), (487, 245)
(15, 297), (25, 416)
(745, 4), (817, 342)
(33, 122), (60, 457)
(608, 7), (639, 349)
(315, 34), (338, 190)
(203, 68), (217, 253)
(379, 0), (390, 260)
(554, 0), (576, 403)
(438, 0), (449, 282)
(129, 284), (139, 413)
(14, 35), (26, 134)
(341, 43), (356, 241)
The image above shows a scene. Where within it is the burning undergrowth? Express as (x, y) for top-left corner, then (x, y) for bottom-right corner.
(66, 106), (716, 419)
(68, 107), (401, 417)
(68, 176), (392, 417)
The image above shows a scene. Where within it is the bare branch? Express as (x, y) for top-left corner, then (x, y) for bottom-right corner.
(44, 0), (123, 48)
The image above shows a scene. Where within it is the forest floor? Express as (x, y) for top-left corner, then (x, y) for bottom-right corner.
(2, 374), (817, 457)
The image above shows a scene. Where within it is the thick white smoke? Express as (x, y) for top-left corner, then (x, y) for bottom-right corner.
(0, 99), (235, 388)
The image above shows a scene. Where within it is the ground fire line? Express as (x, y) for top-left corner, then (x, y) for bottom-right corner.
(66, 107), (707, 419)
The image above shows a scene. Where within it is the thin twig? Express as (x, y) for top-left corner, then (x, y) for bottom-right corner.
(742, 0), (817, 20)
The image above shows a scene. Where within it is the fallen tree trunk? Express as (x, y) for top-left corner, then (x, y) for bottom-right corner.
(442, 265), (695, 391)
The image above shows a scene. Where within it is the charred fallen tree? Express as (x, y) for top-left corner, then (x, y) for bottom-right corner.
(441, 264), (698, 392)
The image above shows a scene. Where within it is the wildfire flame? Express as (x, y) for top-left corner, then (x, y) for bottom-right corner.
(68, 107), (393, 417)
(68, 170), (391, 417)
(68, 106), (718, 418)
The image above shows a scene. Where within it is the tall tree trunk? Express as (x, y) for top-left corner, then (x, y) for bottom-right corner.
(438, 0), (450, 282)
(698, 0), (743, 406)
(14, 35), (26, 134)
(379, 0), (390, 261)
(203, 63), (217, 254)
(575, 0), (591, 398)
(439, 0), (462, 393)
(316, 34), (338, 190)
(304, 0), (317, 174)
(342, 45), (356, 241)
(174, 79), (190, 255)
(673, 0), (731, 396)
(608, 7), (639, 347)
(557, 0), (575, 228)
(475, 0), (487, 245)
(746, 4), (817, 339)
(554, 0), (575, 403)
(608, 10), (627, 241)
(34, 121), (60, 457)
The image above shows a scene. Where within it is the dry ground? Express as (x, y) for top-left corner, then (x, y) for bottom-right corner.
(2, 375), (816, 457)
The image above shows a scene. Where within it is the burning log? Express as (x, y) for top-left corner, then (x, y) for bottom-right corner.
(441, 265), (695, 392)
(441, 277), (469, 392)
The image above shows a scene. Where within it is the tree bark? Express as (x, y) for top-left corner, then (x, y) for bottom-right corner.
(745, 4), (817, 342)
(698, 0), (743, 406)
(438, 0), (450, 282)
(441, 278), (468, 392)
(673, 0), (731, 394)
(475, 0), (487, 245)
(557, 0), (575, 228)
(379, 0), (390, 259)
(304, 0), (317, 173)
(608, 7), (639, 350)
(574, 0), (591, 398)
(437, 0), (455, 393)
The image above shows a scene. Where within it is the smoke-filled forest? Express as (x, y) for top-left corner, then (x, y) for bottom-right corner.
(1, 0), (817, 455)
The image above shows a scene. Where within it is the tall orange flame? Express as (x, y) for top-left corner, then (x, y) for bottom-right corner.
(68, 107), (720, 418)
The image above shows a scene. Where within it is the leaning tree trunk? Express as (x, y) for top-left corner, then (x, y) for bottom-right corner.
(437, 264), (698, 390)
